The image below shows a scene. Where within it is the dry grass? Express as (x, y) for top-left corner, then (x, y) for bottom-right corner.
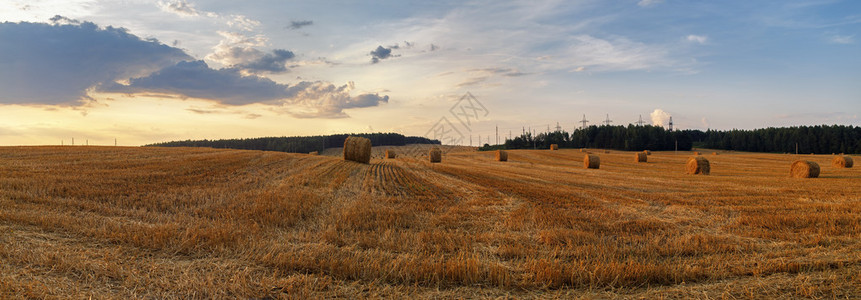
(1, 146), (860, 298)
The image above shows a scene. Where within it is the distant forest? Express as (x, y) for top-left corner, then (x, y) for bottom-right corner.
(483, 124), (861, 154)
(146, 133), (440, 154)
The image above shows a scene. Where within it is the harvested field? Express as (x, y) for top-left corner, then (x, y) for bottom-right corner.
(1, 146), (860, 298)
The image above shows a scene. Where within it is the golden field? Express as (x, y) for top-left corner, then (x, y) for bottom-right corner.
(1, 146), (859, 299)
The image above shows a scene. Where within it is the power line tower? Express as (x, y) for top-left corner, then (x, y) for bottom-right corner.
(668, 116), (674, 131)
(555, 122), (562, 132)
(579, 114), (589, 129)
(603, 114), (613, 126)
(636, 115), (646, 126)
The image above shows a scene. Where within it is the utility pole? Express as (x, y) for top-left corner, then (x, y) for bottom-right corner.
(603, 114), (613, 126)
(61, 140), (63, 146)
(115, 138), (117, 146)
(470, 135), (472, 146)
(496, 125), (499, 145)
(509, 130), (512, 140)
(86, 139), (88, 146)
(547, 124), (550, 133)
(580, 114), (589, 129)
(72, 138), (74, 146)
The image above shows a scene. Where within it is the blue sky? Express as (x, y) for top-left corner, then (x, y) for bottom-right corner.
(0, 0), (859, 145)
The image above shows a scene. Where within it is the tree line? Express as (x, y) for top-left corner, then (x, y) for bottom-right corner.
(481, 124), (860, 154)
(485, 125), (693, 151)
(146, 133), (440, 154)
(697, 125), (861, 154)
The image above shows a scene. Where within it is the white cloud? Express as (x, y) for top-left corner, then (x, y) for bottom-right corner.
(156, 0), (202, 17)
(650, 109), (671, 127)
(227, 15), (261, 31)
(686, 34), (708, 44)
(638, 0), (665, 7)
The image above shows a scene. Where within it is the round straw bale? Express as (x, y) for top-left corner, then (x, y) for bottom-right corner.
(643, 150), (651, 155)
(429, 147), (442, 163)
(550, 144), (559, 150)
(635, 152), (647, 163)
(343, 136), (371, 164)
(385, 150), (396, 159)
(496, 150), (508, 161)
(686, 156), (710, 175)
(791, 160), (820, 178)
(832, 156), (853, 168)
(580, 149), (586, 153)
(712, 152), (719, 155)
(584, 154), (600, 169)
(693, 152), (701, 155)
(309, 151), (319, 155)
(604, 150), (610, 154)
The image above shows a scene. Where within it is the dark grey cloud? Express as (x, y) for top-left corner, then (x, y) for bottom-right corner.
(288, 20), (313, 30)
(0, 19), (191, 104)
(103, 60), (388, 117)
(100, 60), (292, 105)
(1, 18), (388, 118)
(370, 45), (395, 63)
(237, 49), (295, 73)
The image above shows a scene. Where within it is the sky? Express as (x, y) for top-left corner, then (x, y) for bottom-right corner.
(1, 0), (859, 146)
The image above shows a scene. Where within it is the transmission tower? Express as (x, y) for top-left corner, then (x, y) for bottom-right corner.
(555, 122), (562, 132)
(636, 115), (646, 126)
(668, 116), (674, 131)
(579, 114), (589, 129)
(603, 114), (613, 126)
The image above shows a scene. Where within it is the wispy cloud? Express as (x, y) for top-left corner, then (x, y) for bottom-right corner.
(288, 20), (313, 30)
(637, 0), (664, 7)
(686, 34), (708, 44)
(204, 31), (295, 73)
(829, 34), (854, 44)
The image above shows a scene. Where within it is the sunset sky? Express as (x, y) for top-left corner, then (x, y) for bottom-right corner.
(1, 0), (859, 146)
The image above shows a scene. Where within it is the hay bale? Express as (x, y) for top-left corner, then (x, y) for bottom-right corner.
(429, 147), (442, 163)
(580, 148), (586, 153)
(343, 136), (371, 164)
(385, 150), (396, 159)
(550, 144), (559, 150)
(584, 154), (600, 169)
(693, 152), (701, 155)
(832, 156), (853, 168)
(791, 160), (820, 178)
(712, 152), (719, 155)
(686, 156), (710, 175)
(496, 150), (508, 161)
(635, 152), (647, 163)
(643, 150), (651, 155)
(308, 151), (319, 155)
(604, 150), (610, 154)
